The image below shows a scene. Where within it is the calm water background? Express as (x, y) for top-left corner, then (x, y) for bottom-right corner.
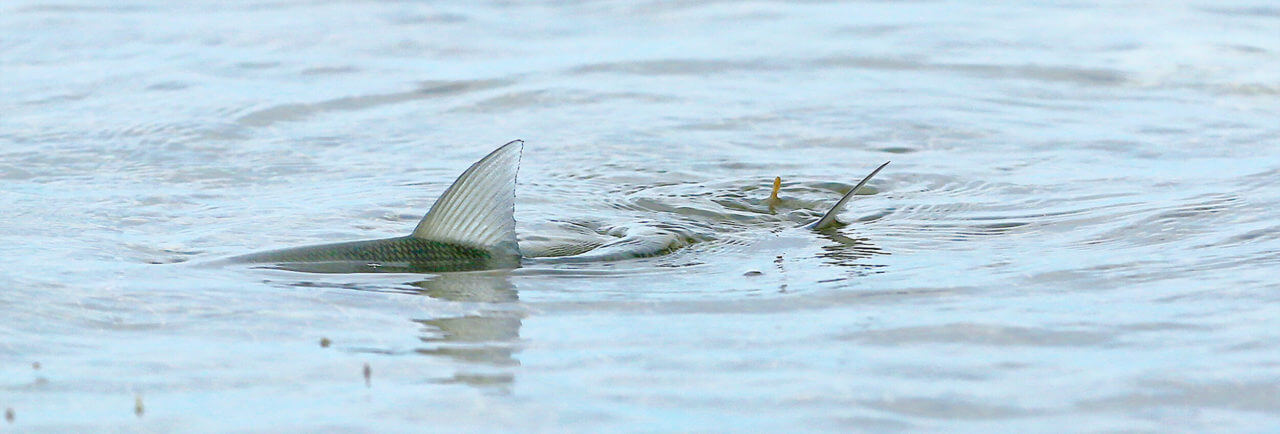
(3, 0), (1279, 431)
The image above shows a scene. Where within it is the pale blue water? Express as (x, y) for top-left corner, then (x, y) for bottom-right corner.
(3, 0), (1279, 431)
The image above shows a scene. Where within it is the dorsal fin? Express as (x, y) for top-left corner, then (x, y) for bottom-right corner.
(412, 140), (523, 258)
(809, 161), (889, 230)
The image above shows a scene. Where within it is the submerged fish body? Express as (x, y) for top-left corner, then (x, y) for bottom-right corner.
(226, 139), (888, 273)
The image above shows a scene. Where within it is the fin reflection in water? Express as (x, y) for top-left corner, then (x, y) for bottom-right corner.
(278, 271), (524, 390)
(411, 272), (523, 391)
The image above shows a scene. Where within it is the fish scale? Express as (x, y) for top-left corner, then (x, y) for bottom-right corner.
(233, 236), (493, 271)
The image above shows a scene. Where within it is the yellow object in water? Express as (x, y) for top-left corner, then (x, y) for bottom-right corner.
(766, 176), (783, 213)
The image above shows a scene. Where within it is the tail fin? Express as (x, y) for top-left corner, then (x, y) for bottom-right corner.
(808, 161), (889, 230)
(412, 140), (523, 258)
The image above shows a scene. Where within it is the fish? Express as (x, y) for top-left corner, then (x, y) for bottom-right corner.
(224, 139), (888, 273)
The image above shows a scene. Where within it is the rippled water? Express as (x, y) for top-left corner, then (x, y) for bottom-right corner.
(3, 0), (1280, 431)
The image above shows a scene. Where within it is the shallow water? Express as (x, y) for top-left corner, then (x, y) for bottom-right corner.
(3, 0), (1280, 431)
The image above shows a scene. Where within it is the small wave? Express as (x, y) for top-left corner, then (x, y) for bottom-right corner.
(570, 55), (1129, 86)
(236, 79), (513, 127)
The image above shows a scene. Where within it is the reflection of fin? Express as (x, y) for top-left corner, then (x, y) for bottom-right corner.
(412, 140), (523, 259)
(809, 161), (889, 230)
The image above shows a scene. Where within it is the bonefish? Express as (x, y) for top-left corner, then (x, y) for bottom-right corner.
(226, 140), (888, 273)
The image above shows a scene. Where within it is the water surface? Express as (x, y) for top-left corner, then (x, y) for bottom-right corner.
(2, 0), (1279, 431)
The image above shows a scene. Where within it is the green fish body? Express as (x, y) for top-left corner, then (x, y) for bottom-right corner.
(228, 236), (511, 273)
(227, 140), (524, 273)
(225, 139), (888, 273)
